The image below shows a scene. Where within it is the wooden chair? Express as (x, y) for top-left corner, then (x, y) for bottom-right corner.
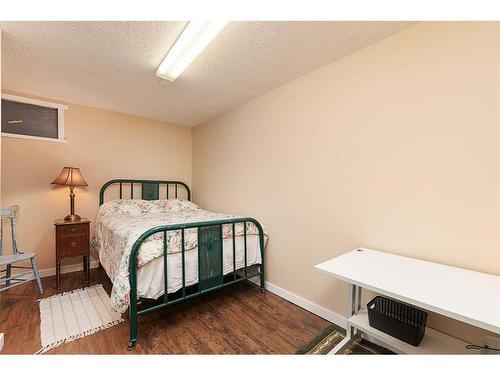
(0, 206), (43, 293)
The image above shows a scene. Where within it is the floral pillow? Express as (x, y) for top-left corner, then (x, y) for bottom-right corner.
(97, 199), (156, 218)
(153, 199), (200, 212)
(97, 199), (200, 220)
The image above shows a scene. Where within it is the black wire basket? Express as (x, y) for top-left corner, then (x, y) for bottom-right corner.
(367, 296), (428, 346)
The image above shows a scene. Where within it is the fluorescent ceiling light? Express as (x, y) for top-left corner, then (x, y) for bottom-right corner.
(156, 21), (228, 81)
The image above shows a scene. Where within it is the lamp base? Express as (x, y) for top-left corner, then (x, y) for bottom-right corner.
(64, 214), (82, 222)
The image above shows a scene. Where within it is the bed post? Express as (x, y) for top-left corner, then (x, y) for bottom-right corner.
(257, 221), (266, 293)
(128, 300), (138, 351)
(128, 242), (140, 351)
(259, 232), (266, 293)
(247, 218), (266, 293)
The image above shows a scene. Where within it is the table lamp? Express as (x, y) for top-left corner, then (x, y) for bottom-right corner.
(51, 167), (88, 221)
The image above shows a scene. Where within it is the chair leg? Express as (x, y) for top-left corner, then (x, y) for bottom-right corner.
(6, 264), (12, 287)
(31, 257), (44, 294)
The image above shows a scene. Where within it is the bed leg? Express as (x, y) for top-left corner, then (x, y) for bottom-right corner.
(128, 298), (138, 351)
(260, 267), (266, 293)
(127, 340), (137, 351)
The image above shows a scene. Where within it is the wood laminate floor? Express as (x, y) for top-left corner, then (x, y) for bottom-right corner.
(0, 267), (329, 354)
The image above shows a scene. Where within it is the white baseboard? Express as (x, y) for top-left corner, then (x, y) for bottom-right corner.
(250, 277), (347, 329)
(39, 260), (100, 278)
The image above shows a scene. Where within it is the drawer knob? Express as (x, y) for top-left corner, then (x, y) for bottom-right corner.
(70, 241), (76, 248)
(71, 227), (76, 232)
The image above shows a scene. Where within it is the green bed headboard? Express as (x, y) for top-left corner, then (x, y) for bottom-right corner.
(99, 179), (191, 205)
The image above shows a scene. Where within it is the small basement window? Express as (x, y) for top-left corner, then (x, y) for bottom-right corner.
(1, 93), (67, 143)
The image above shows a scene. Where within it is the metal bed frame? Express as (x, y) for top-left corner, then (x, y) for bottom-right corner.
(99, 179), (266, 350)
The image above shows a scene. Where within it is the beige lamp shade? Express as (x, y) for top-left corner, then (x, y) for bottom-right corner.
(51, 167), (88, 187)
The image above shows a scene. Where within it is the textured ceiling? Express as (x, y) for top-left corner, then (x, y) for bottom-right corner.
(0, 21), (415, 126)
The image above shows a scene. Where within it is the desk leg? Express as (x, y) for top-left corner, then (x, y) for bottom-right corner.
(328, 284), (362, 354)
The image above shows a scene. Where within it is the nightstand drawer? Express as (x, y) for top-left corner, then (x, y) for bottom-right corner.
(59, 223), (88, 237)
(57, 233), (88, 256)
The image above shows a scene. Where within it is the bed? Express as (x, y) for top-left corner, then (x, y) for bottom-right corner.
(93, 179), (267, 350)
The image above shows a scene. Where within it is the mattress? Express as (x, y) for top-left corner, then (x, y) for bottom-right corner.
(92, 199), (266, 313)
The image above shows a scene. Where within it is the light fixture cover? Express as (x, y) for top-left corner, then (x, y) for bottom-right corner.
(51, 167), (88, 187)
(156, 21), (228, 81)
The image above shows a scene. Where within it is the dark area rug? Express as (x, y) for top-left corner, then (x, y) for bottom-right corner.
(297, 324), (394, 354)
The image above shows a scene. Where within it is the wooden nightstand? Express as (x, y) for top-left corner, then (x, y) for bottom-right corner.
(54, 218), (91, 288)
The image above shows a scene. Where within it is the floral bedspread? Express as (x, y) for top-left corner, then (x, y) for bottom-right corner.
(92, 199), (267, 313)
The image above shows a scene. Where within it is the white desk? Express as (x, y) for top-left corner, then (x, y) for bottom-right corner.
(315, 248), (500, 354)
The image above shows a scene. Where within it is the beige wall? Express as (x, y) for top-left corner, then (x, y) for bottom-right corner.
(1, 91), (192, 271)
(193, 22), (500, 343)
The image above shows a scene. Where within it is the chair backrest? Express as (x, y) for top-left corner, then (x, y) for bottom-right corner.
(1, 205), (20, 256)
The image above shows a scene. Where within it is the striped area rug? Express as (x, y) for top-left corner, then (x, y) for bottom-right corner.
(36, 284), (123, 354)
(297, 324), (394, 354)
